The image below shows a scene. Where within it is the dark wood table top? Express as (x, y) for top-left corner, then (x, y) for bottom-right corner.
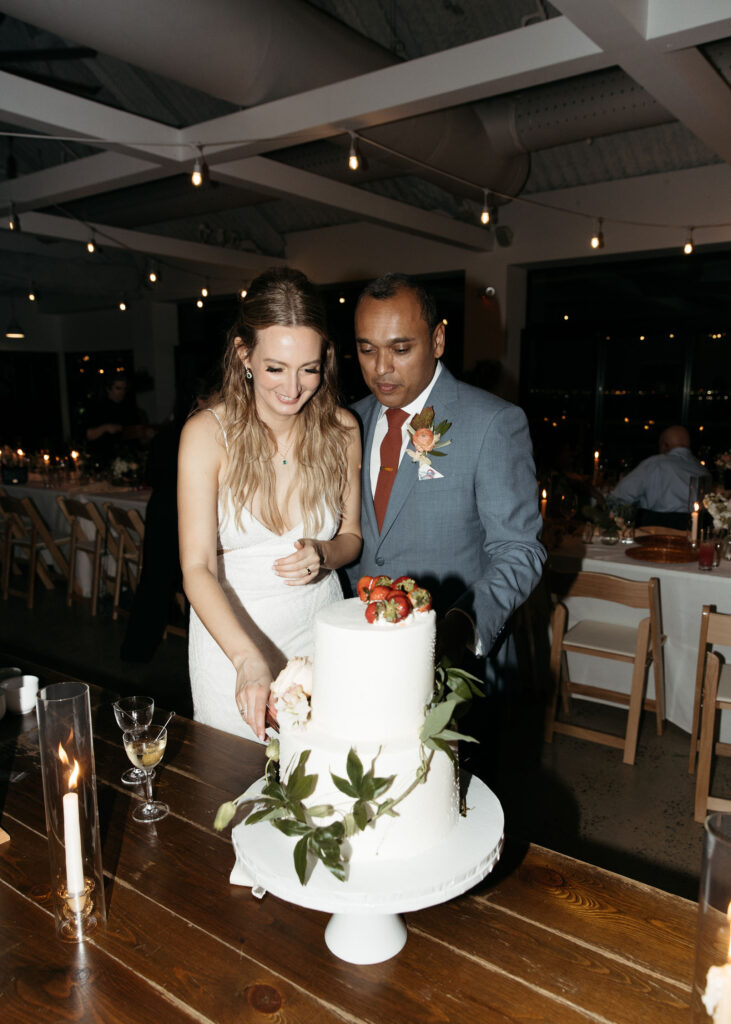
(0, 688), (697, 1023)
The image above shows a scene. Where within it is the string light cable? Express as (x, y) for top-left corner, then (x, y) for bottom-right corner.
(3, 127), (729, 250)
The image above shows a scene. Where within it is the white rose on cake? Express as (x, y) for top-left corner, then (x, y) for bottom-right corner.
(270, 656), (312, 729)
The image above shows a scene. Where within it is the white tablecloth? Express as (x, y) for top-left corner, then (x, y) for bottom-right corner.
(549, 537), (731, 740)
(3, 480), (149, 597)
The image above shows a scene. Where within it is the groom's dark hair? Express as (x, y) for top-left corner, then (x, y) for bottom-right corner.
(356, 273), (439, 336)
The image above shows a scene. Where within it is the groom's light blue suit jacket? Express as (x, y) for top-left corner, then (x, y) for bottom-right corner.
(348, 365), (545, 658)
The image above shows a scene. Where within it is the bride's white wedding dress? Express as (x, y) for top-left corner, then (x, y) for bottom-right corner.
(188, 416), (342, 741)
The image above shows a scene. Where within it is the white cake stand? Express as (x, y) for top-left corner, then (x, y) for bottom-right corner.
(230, 773), (504, 965)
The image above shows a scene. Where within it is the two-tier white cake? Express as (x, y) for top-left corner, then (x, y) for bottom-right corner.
(277, 597), (460, 862)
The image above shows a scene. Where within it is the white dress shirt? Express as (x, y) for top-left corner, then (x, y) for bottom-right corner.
(368, 361), (443, 496)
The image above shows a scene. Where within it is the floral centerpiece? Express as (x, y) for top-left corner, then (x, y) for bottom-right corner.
(703, 492), (731, 531)
(110, 454), (141, 487)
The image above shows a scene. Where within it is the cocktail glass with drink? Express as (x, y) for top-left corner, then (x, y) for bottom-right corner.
(123, 725), (169, 823)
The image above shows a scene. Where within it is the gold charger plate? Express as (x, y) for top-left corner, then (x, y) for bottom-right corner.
(626, 539), (697, 563)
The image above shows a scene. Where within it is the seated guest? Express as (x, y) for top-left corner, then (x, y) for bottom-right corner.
(609, 425), (710, 529)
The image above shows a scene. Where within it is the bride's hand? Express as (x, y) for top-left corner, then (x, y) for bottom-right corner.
(235, 656), (273, 742)
(273, 538), (324, 586)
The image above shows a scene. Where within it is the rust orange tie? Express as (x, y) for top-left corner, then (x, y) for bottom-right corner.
(373, 408), (408, 532)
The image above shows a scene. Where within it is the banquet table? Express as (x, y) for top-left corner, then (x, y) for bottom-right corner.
(2, 478), (150, 597)
(0, 688), (697, 1023)
(548, 535), (731, 741)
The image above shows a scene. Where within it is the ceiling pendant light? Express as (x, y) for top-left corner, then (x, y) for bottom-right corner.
(683, 229), (695, 255)
(590, 218), (604, 249)
(347, 132), (361, 172)
(8, 201), (20, 232)
(191, 147), (208, 187)
(5, 315), (25, 339)
(480, 190), (490, 226)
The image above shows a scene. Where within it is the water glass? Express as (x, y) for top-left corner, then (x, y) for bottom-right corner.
(112, 696), (154, 785)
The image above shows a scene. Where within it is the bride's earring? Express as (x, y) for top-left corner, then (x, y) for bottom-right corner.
(245, 368), (253, 380)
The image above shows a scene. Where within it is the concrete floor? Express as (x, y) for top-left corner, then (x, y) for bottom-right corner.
(1, 583), (722, 901)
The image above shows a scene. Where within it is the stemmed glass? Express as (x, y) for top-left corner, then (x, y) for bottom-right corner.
(123, 726), (169, 823)
(113, 696), (154, 785)
(621, 504), (638, 544)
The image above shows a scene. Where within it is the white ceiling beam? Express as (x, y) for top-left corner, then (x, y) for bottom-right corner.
(553, 0), (731, 165)
(0, 212), (283, 272)
(0, 70), (182, 163)
(646, 0), (731, 49)
(213, 157), (493, 251)
(0, 152), (176, 208)
(182, 18), (611, 163)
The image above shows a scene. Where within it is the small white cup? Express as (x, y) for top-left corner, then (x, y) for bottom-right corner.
(2, 674), (40, 715)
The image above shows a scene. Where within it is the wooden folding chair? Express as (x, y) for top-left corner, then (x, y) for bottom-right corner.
(692, 609), (731, 821)
(689, 606), (731, 774)
(104, 504), (145, 620)
(544, 570), (665, 765)
(56, 495), (107, 614)
(0, 491), (57, 608)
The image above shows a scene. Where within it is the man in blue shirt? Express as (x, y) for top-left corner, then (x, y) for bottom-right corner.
(610, 425), (710, 528)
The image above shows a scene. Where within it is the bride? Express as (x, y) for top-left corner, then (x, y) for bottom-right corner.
(178, 267), (362, 742)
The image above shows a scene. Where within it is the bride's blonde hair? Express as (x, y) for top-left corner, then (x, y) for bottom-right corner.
(215, 267), (349, 535)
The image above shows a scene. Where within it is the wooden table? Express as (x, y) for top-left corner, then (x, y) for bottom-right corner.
(1, 690), (698, 1023)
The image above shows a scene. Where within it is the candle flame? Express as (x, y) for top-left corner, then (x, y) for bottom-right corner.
(594, 450), (599, 459)
(70, 450), (79, 460)
(58, 741), (80, 788)
(541, 489), (547, 499)
(694, 502), (700, 513)
(43, 453), (50, 463)
(16, 448), (24, 457)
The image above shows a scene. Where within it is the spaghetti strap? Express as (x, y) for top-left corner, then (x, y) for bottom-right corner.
(207, 408), (229, 453)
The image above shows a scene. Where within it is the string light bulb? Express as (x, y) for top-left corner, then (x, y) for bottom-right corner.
(86, 237), (96, 254)
(191, 147), (208, 187)
(119, 297), (127, 312)
(480, 190), (490, 225)
(201, 282), (208, 298)
(347, 132), (360, 172)
(147, 262), (159, 284)
(683, 229), (694, 255)
(28, 284), (37, 302)
(240, 288), (247, 299)
(196, 298), (204, 309)
(8, 201), (20, 231)
(590, 218), (604, 249)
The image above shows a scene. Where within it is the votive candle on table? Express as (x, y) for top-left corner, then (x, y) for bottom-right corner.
(592, 450), (600, 486)
(540, 489), (547, 518)
(692, 502), (700, 543)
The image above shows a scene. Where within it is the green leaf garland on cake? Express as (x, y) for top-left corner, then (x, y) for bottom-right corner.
(215, 649), (484, 885)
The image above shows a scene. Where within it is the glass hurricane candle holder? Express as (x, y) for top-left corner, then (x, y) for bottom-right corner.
(37, 682), (106, 942)
(692, 814), (731, 1021)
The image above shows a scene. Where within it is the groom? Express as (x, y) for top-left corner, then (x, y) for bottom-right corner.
(347, 273), (545, 720)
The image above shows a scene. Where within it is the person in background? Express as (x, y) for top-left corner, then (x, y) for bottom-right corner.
(120, 382), (211, 670)
(84, 372), (153, 464)
(609, 424), (710, 529)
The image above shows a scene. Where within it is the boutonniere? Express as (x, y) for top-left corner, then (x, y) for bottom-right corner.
(406, 406), (452, 480)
